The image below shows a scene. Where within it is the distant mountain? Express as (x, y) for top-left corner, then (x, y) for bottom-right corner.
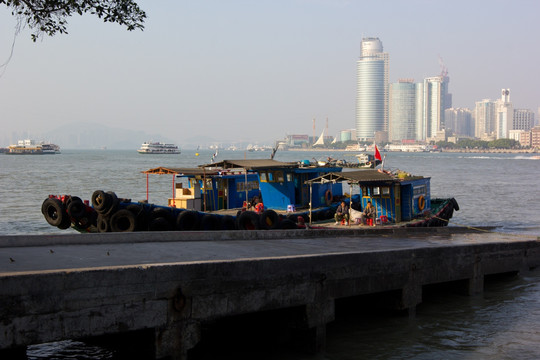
(40, 122), (176, 150)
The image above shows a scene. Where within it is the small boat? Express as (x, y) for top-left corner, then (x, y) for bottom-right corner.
(41, 158), (459, 233)
(137, 141), (180, 154)
(355, 153), (381, 168)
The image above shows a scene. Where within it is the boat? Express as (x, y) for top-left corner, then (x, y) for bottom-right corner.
(41, 158), (459, 233)
(137, 141), (180, 154)
(5, 139), (60, 155)
(355, 153), (381, 168)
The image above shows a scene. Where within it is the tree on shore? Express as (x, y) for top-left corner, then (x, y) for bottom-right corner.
(1, 0), (146, 41)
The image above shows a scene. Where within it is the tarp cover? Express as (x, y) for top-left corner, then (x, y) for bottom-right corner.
(306, 170), (397, 184)
(199, 159), (297, 170)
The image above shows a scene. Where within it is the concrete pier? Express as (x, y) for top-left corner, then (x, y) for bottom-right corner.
(1, 227), (539, 359)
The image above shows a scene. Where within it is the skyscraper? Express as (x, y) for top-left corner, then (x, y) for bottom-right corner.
(422, 75), (450, 140)
(513, 109), (535, 131)
(496, 89), (513, 139)
(445, 108), (473, 137)
(356, 37), (389, 140)
(389, 79), (420, 141)
(474, 99), (497, 139)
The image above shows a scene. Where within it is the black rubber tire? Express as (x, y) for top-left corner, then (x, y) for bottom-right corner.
(42, 198), (65, 227)
(97, 214), (111, 232)
(103, 191), (119, 217)
(126, 204), (149, 231)
(57, 213), (72, 230)
(65, 196), (82, 208)
(92, 190), (111, 214)
(149, 217), (173, 231)
(200, 214), (220, 231)
(176, 210), (200, 231)
(259, 209), (279, 230)
(67, 199), (86, 219)
(279, 219), (297, 229)
(286, 214), (298, 223)
(237, 211), (260, 230)
(150, 207), (174, 227)
(110, 209), (137, 232)
(220, 215), (237, 230)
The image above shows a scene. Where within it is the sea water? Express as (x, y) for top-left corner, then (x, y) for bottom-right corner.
(1, 149), (539, 359)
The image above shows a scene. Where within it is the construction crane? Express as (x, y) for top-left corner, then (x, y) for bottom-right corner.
(438, 55), (448, 78)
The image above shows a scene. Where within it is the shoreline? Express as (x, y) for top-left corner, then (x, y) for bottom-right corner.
(282, 148), (538, 154)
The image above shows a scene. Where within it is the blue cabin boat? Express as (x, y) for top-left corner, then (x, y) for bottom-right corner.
(141, 160), (344, 212)
(195, 159), (343, 211)
(306, 170), (436, 223)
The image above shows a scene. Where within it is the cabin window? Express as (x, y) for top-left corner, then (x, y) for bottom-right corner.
(237, 182), (245, 191)
(286, 173), (293, 182)
(361, 186), (368, 196)
(413, 185), (427, 196)
(373, 187), (380, 196)
(237, 181), (259, 191)
(249, 181), (259, 190)
(260, 172), (268, 182)
(267, 172), (275, 182)
(381, 186), (390, 196)
(275, 171), (284, 182)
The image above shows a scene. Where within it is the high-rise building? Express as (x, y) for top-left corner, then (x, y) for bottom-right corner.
(389, 79), (419, 141)
(495, 89), (513, 139)
(422, 76), (450, 140)
(513, 109), (535, 131)
(474, 99), (497, 139)
(445, 108), (473, 137)
(355, 37), (389, 140)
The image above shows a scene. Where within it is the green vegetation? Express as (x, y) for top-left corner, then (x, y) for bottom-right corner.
(436, 138), (521, 150)
(2, 0), (146, 41)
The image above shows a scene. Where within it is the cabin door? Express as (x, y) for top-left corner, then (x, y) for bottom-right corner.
(294, 174), (309, 207)
(216, 178), (227, 210)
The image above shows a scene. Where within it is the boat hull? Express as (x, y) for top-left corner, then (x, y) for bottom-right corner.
(42, 192), (458, 233)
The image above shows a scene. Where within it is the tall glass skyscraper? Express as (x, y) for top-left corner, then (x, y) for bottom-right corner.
(422, 76), (449, 140)
(356, 37), (388, 140)
(389, 80), (419, 141)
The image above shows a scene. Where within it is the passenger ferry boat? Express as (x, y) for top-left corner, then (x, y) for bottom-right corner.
(137, 141), (180, 154)
(6, 139), (60, 155)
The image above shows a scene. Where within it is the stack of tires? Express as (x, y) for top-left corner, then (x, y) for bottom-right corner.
(90, 190), (237, 233)
(41, 195), (97, 231)
(236, 209), (300, 230)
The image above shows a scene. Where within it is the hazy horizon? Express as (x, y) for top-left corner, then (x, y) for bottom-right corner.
(1, 0), (538, 146)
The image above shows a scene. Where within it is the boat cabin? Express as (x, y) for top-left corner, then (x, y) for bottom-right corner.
(142, 159), (344, 211)
(306, 170), (431, 223)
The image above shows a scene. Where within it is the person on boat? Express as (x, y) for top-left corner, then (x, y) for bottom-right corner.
(254, 197), (264, 214)
(334, 201), (349, 225)
(362, 201), (377, 225)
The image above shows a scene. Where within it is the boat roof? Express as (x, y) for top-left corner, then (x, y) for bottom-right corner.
(142, 167), (220, 176)
(306, 170), (399, 185)
(199, 159), (297, 170)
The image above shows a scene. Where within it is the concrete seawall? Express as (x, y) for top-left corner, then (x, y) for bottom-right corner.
(1, 228), (539, 359)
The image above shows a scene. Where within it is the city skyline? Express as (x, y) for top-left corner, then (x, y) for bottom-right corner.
(0, 0), (539, 146)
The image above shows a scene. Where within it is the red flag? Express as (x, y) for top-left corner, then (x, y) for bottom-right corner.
(374, 145), (382, 161)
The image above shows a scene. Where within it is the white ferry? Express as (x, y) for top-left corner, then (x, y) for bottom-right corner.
(137, 141), (181, 154)
(6, 140), (60, 155)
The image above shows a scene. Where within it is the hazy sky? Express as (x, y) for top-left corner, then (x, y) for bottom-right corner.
(1, 0), (538, 145)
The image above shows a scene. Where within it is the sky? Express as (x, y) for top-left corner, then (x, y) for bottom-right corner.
(0, 0), (539, 146)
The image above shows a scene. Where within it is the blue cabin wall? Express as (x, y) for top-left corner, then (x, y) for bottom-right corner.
(359, 183), (396, 222)
(259, 166), (343, 210)
(400, 178), (430, 220)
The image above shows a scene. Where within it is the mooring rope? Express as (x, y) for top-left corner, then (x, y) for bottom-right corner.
(435, 216), (540, 240)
